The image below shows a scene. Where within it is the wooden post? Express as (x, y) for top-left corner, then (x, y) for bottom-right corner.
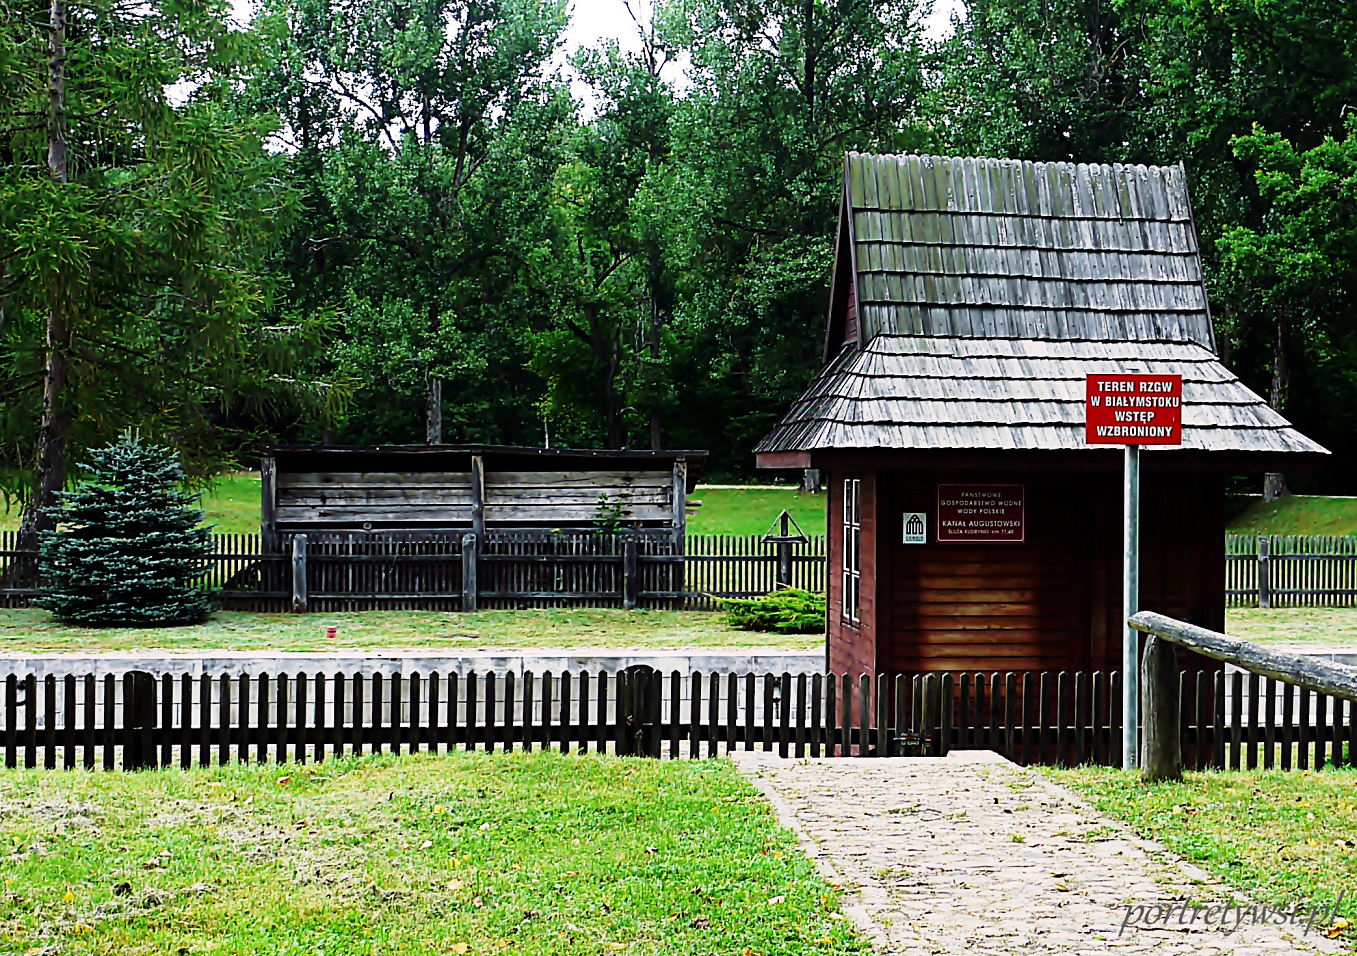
(1258, 534), (1271, 609)
(260, 456), (276, 547)
(461, 533), (478, 613)
(777, 508), (793, 589)
(623, 534), (638, 609)
(291, 534), (308, 613)
(471, 454), (486, 542)
(1140, 635), (1181, 782)
(124, 671), (157, 771)
(672, 459), (686, 604)
(1122, 444), (1140, 770)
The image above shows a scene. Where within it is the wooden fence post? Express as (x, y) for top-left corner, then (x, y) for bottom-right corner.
(777, 540), (792, 588)
(291, 534), (308, 613)
(1258, 534), (1271, 609)
(462, 534), (478, 613)
(123, 671), (157, 771)
(623, 535), (638, 610)
(1140, 635), (1182, 782)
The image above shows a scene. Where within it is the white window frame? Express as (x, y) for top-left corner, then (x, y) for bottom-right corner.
(843, 477), (861, 624)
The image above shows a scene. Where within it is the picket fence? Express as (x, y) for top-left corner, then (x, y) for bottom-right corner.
(8, 529), (1357, 610)
(0, 530), (826, 611)
(1225, 534), (1357, 608)
(3, 666), (1351, 772)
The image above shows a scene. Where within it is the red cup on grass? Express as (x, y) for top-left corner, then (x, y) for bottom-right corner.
(326, 626), (337, 640)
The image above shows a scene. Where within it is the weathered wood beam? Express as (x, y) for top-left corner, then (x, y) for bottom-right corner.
(470, 455), (485, 541)
(1139, 635), (1181, 782)
(1129, 610), (1357, 703)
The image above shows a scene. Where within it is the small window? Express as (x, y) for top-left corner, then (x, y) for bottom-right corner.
(843, 478), (860, 624)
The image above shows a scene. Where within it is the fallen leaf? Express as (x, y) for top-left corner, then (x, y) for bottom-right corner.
(277, 776), (290, 787)
(772, 850), (784, 859)
(421, 840), (434, 850)
(766, 895), (786, 906)
(448, 879), (464, 891)
(451, 944), (469, 954)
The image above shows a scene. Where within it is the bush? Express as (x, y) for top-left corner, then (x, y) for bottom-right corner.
(38, 434), (213, 626)
(719, 587), (825, 634)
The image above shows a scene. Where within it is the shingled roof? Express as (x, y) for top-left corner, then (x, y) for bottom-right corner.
(756, 153), (1326, 457)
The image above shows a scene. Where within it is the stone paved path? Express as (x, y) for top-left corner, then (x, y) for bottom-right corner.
(731, 750), (1344, 955)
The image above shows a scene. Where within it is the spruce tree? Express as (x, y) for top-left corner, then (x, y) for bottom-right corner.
(38, 435), (213, 626)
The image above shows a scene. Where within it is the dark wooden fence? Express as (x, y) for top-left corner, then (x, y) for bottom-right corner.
(0, 530), (826, 611)
(3, 666), (1350, 771)
(1226, 534), (1357, 608)
(15, 529), (1357, 610)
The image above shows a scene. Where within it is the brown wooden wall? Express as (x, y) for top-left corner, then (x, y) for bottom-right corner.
(824, 464), (1225, 677)
(826, 469), (878, 677)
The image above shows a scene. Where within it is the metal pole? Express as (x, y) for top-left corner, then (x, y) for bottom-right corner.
(1122, 444), (1140, 770)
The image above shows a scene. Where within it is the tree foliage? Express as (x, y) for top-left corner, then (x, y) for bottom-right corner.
(9, 0), (1357, 493)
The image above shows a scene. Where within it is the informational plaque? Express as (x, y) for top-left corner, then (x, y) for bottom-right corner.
(936, 484), (1025, 543)
(1085, 374), (1183, 445)
(902, 512), (927, 544)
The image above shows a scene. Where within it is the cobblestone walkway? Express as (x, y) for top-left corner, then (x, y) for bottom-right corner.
(731, 750), (1342, 955)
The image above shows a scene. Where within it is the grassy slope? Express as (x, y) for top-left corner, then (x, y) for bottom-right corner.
(0, 607), (816, 654)
(688, 488), (826, 537)
(1229, 495), (1357, 536)
(1049, 767), (1355, 941)
(0, 752), (864, 956)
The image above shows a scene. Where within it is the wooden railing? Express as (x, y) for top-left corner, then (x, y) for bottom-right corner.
(2, 664), (1350, 771)
(1130, 611), (1357, 780)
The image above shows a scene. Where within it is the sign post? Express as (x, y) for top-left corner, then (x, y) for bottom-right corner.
(1085, 373), (1183, 770)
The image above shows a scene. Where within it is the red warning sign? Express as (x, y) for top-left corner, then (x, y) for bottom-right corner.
(1085, 374), (1183, 445)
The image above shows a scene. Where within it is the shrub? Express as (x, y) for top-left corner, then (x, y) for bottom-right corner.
(38, 434), (213, 626)
(719, 587), (825, 634)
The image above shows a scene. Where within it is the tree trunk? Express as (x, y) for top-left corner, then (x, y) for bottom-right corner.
(648, 285), (662, 450)
(425, 300), (442, 444)
(19, 0), (70, 552)
(1263, 314), (1290, 503)
(604, 337), (622, 449)
(425, 375), (442, 444)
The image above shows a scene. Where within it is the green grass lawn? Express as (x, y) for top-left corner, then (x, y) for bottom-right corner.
(1048, 766), (1355, 941)
(1228, 494), (1357, 536)
(1226, 607), (1357, 645)
(0, 607), (817, 654)
(0, 605), (1342, 655)
(0, 751), (864, 956)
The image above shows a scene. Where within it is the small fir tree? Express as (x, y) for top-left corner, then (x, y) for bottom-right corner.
(38, 435), (213, 625)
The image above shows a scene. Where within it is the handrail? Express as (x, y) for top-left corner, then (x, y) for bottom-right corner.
(1128, 611), (1357, 703)
(1128, 610), (1357, 781)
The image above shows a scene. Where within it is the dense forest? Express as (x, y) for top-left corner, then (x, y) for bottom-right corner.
(4, 0), (1357, 529)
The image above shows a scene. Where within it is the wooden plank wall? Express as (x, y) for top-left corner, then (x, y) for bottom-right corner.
(274, 470), (675, 531)
(882, 474), (1092, 675)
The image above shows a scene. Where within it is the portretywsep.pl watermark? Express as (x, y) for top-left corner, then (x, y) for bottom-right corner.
(1119, 891), (1347, 938)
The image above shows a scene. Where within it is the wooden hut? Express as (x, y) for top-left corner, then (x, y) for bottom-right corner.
(755, 153), (1326, 677)
(262, 445), (704, 541)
